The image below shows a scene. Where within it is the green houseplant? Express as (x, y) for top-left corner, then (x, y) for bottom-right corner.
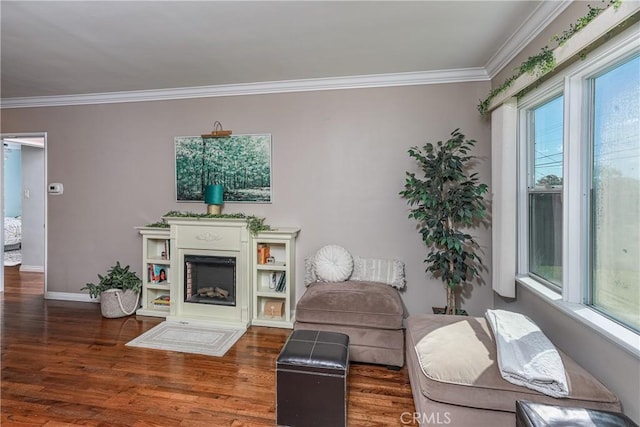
(81, 262), (142, 318)
(400, 129), (488, 315)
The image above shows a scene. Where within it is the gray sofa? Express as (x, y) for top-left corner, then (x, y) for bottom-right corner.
(406, 314), (622, 426)
(294, 280), (405, 367)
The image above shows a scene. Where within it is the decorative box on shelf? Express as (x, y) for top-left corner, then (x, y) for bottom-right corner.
(263, 300), (285, 318)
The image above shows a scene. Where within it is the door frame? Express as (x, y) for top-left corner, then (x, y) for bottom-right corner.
(1, 132), (47, 294)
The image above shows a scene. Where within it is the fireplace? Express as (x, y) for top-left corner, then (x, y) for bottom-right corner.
(184, 255), (236, 306)
(167, 217), (251, 329)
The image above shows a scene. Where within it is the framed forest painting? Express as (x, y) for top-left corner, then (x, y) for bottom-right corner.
(175, 134), (272, 203)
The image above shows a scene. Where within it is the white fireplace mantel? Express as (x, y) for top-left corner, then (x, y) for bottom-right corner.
(165, 217), (251, 329)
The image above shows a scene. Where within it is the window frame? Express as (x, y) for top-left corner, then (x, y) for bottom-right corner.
(523, 94), (565, 292)
(585, 53), (640, 330)
(518, 83), (566, 293)
(515, 24), (640, 356)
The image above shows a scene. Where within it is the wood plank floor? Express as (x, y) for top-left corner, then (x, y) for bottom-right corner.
(1, 267), (417, 426)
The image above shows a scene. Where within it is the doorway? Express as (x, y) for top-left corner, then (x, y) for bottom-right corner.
(1, 133), (47, 294)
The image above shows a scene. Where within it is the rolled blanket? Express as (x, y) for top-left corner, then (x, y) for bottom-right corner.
(485, 309), (569, 398)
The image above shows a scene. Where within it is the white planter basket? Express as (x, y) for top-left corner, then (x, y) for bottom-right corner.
(100, 289), (140, 318)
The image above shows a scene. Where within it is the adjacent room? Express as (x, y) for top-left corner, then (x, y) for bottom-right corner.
(1, 1), (638, 426)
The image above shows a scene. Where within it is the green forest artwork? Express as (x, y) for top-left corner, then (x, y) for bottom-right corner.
(175, 134), (272, 203)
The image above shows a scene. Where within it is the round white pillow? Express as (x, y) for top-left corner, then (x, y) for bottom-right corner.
(313, 245), (354, 282)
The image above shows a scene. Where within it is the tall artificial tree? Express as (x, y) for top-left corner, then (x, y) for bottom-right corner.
(400, 129), (488, 315)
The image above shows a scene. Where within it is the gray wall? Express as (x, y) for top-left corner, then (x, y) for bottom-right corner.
(21, 145), (45, 269)
(0, 82), (493, 317)
(492, 3), (640, 423)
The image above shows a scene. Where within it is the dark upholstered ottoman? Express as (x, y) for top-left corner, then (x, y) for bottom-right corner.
(276, 330), (349, 427)
(516, 401), (638, 427)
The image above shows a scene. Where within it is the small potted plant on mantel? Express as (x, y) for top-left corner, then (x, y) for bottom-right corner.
(400, 129), (488, 315)
(81, 262), (142, 318)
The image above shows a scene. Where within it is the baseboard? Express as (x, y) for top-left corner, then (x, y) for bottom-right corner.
(45, 291), (96, 303)
(20, 265), (44, 273)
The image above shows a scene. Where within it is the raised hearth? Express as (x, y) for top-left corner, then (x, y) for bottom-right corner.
(166, 217), (251, 329)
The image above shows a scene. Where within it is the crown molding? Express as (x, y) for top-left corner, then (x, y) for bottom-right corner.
(485, 0), (573, 79)
(0, 68), (489, 109)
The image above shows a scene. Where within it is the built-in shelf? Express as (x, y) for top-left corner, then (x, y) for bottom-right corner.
(251, 228), (300, 328)
(136, 226), (172, 318)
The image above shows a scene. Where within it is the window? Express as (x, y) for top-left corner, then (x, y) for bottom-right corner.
(590, 56), (640, 331)
(518, 31), (639, 333)
(528, 96), (564, 289)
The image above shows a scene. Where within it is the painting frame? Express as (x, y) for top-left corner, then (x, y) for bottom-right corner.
(174, 134), (272, 203)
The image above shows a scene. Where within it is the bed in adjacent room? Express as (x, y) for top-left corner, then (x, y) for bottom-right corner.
(4, 216), (22, 252)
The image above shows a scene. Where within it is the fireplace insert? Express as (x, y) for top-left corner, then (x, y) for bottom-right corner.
(184, 255), (236, 306)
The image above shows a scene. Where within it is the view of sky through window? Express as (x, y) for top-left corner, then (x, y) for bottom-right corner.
(594, 55), (640, 182)
(533, 96), (564, 186)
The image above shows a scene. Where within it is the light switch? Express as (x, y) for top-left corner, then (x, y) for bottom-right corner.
(23, 189), (30, 199)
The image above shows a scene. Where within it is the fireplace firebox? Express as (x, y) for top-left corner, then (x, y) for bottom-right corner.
(184, 255), (236, 306)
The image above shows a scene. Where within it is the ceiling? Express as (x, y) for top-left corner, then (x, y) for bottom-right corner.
(1, 1), (567, 102)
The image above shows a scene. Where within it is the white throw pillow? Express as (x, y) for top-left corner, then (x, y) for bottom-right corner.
(304, 256), (318, 286)
(351, 257), (406, 289)
(313, 245), (353, 282)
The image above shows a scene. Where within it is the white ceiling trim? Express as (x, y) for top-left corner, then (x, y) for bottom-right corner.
(0, 68), (489, 109)
(484, 0), (573, 79)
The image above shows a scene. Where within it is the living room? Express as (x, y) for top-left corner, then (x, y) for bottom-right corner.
(1, 1), (639, 425)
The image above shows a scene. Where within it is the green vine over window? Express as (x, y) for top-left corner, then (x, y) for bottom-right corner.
(159, 211), (271, 236)
(478, 0), (622, 115)
(145, 220), (170, 228)
(552, 0), (622, 46)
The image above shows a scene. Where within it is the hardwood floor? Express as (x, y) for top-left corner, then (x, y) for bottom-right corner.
(1, 267), (417, 426)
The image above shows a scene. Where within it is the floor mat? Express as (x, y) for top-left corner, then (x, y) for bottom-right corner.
(126, 321), (245, 357)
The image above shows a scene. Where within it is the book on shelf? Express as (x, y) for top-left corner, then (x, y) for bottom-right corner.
(275, 271), (286, 292)
(162, 240), (170, 260)
(268, 272), (278, 290)
(152, 294), (170, 307)
(268, 271), (286, 292)
(148, 264), (170, 284)
(257, 244), (270, 264)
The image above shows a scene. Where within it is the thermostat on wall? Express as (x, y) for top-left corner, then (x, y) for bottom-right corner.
(48, 183), (63, 195)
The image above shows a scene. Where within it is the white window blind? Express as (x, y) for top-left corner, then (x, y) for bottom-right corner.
(491, 98), (518, 298)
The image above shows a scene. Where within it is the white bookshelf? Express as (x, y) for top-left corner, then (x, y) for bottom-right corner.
(251, 228), (299, 328)
(136, 226), (171, 317)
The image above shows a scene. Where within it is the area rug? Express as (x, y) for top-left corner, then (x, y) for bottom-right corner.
(126, 321), (245, 357)
(4, 250), (21, 267)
